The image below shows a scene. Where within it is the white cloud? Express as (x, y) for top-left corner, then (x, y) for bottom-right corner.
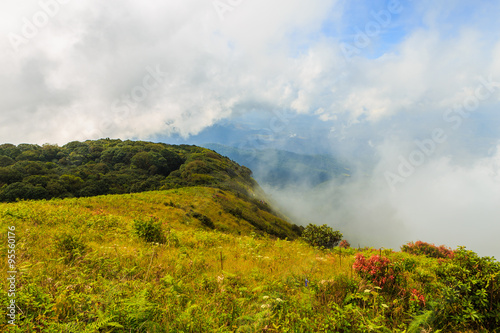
(1, 0), (499, 144)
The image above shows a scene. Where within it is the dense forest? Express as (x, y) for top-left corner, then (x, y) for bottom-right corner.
(0, 139), (256, 202)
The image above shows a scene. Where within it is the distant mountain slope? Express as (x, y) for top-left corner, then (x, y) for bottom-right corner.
(203, 143), (351, 188)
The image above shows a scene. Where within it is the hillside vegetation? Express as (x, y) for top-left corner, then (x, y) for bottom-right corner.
(0, 140), (499, 332)
(0, 139), (258, 202)
(1, 190), (499, 332)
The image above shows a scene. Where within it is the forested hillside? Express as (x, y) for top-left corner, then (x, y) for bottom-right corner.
(0, 139), (257, 202)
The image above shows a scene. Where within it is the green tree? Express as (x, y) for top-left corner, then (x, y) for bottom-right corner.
(59, 174), (84, 192)
(0, 182), (48, 201)
(301, 224), (343, 249)
(0, 156), (15, 167)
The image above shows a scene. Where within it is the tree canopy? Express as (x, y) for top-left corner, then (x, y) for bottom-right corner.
(0, 139), (255, 202)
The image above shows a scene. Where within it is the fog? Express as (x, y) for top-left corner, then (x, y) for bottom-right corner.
(261, 140), (500, 259)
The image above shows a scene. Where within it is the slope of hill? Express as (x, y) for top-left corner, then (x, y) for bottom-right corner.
(202, 143), (351, 188)
(0, 139), (301, 240)
(1, 190), (499, 332)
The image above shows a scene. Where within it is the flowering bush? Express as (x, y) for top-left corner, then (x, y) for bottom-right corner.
(339, 240), (350, 249)
(352, 253), (396, 289)
(401, 241), (454, 259)
(409, 289), (426, 307)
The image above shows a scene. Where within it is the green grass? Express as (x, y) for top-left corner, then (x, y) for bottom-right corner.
(0, 189), (499, 332)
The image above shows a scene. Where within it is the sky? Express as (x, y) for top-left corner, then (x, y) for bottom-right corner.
(2, 0), (500, 257)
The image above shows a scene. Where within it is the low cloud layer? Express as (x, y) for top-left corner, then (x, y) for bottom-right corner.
(265, 142), (500, 258)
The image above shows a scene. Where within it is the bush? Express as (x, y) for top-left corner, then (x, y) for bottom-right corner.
(353, 253), (397, 289)
(301, 224), (342, 249)
(55, 234), (86, 263)
(339, 240), (351, 249)
(192, 212), (215, 229)
(433, 247), (500, 331)
(401, 241), (454, 259)
(133, 217), (166, 244)
(226, 207), (243, 219)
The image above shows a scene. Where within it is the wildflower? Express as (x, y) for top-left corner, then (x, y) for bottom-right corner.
(261, 304), (271, 309)
(262, 296), (269, 300)
(275, 298), (284, 302)
(305, 278), (309, 287)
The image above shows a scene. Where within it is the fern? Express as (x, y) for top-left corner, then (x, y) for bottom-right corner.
(50, 311), (122, 333)
(83, 310), (122, 333)
(408, 310), (434, 333)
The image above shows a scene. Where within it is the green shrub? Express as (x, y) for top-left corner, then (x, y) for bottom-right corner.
(433, 247), (500, 331)
(55, 234), (86, 262)
(133, 217), (166, 244)
(225, 207), (243, 219)
(301, 224), (342, 249)
(192, 211), (215, 229)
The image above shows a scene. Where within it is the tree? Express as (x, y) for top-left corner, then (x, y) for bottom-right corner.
(59, 174), (84, 192)
(0, 156), (15, 167)
(301, 224), (343, 249)
(0, 182), (48, 201)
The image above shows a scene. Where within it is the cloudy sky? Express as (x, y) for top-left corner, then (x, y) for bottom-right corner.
(2, 0), (500, 256)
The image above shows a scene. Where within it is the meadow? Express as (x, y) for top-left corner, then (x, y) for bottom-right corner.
(1, 187), (498, 332)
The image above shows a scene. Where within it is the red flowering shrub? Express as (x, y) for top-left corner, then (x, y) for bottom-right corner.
(409, 288), (426, 307)
(401, 241), (454, 259)
(352, 253), (396, 289)
(339, 240), (350, 249)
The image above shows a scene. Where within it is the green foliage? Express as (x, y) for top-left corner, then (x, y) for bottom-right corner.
(301, 223), (342, 249)
(55, 234), (87, 263)
(433, 246), (500, 331)
(0, 139), (272, 209)
(133, 217), (166, 244)
(2, 140), (499, 332)
(191, 211), (215, 229)
(0, 192), (499, 332)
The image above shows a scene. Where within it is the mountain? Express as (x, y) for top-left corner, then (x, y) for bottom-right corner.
(0, 139), (302, 239)
(203, 143), (351, 188)
(0, 140), (498, 332)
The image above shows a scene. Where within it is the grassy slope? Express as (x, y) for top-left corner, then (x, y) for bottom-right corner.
(0, 188), (310, 332)
(0, 189), (498, 332)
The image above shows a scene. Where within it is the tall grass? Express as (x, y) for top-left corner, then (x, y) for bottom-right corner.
(0, 188), (498, 332)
